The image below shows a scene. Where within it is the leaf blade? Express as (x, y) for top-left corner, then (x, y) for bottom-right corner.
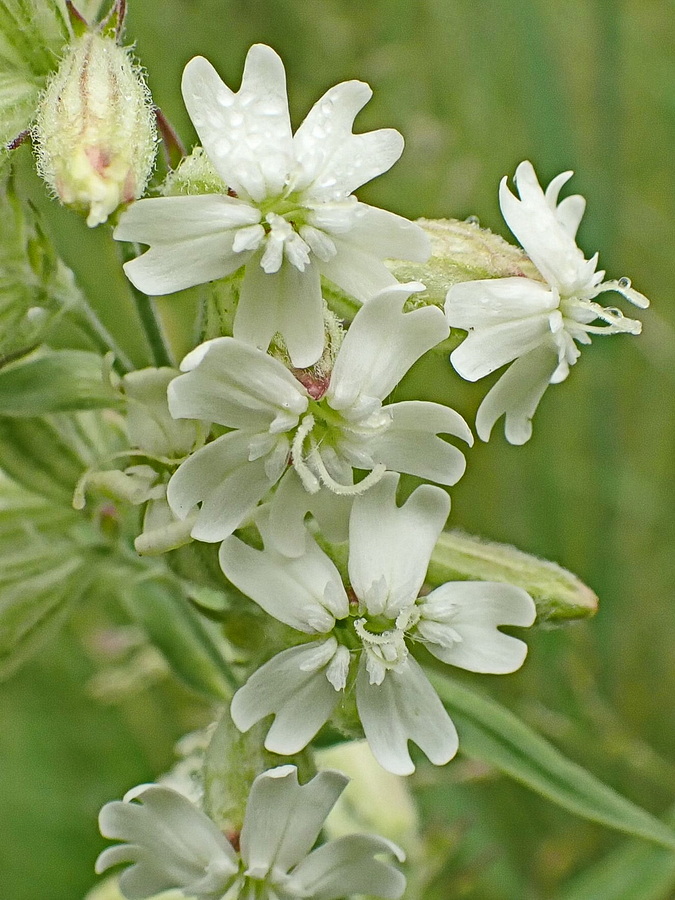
(430, 671), (675, 850)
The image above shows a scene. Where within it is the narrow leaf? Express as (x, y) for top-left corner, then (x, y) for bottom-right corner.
(430, 671), (675, 850)
(120, 577), (237, 702)
(0, 557), (86, 678)
(0, 350), (120, 415)
(558, 805), (675, 900)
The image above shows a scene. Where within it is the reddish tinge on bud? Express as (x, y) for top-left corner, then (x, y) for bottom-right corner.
(33, 24), (156, 227)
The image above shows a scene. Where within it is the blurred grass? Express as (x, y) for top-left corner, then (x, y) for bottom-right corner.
(2, 0), (674, 897)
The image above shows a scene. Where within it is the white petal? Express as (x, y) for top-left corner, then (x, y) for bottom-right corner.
(293, 80), (370, 179)
(289, 834), (406, 900)
(355, 656), (458, 775)
(316, 128), (404, 198)
(114, 194), (261, 243)
(475, 341), (560, 444)
(181, 49), (292, 201)
(555, 194), (586, 238)
(219, 526), (347, 632)
(445, 276), (557, 330)
(235, 257), (325, 367)
(267, 470), (352, 558)
(122, 233), (247, 296)
(319, 239), (399, 303)
(449, 305), (554, 381)
(420, 581), (536, 673)
(276, 261), (325, 367)
(292, 78), (403, 198)
(97, 786), (237, 898)
(543, 170), (587, 240)
(169, 336), (307, 429)
(544, 169), (574, 209)
(348, 472), (449, 617)
(325, 203), (430, 262)
(233, 223), (266, 252)
(329, 283), (448, 409)
(368, 401), (472, 485)
(241, 767), (347, 877)
(166, 433), (275, 539)
(230, 642), (343, 753)
(500, 162), (594, 293)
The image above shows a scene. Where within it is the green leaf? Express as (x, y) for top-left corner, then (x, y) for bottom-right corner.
(0, 409), (126, 501)
(558, 805), (675, 900)
(0, 475), (88, 678)
(427, 530), (598, 624)
(429, 671), (675, 850)
(0, 0), (70, 144)
(0, 350), (120, 415)
(0, 556), (88, 678)
(119, 577), (237, 702)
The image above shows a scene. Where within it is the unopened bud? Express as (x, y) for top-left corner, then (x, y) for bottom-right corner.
(33, 30), (156, 227)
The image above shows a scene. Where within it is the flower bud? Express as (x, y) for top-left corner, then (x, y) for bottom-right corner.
(33, 30), (156, 227)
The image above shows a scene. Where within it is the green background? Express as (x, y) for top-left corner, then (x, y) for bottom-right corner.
(1, 0), (674, 897)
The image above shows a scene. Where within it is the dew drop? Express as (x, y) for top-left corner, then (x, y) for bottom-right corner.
(618, 276), (631, 289)
(465, 215), (480, 226)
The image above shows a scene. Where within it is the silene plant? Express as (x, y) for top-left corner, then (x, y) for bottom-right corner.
(0, 2), (669, 899)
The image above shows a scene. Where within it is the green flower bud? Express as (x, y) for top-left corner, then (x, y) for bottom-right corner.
(33, 29), (156, 226)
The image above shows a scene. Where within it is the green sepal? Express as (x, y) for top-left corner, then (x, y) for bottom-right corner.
(316, 526), (597, 626)
(203, 708), (315, 834)
(427, 530), (598, 625)
(429, 670), (675, 850)
(389, 218), (541, 306)
(322, 218), (542, 324)
(65, 1), (89, 36)
(119, 576), (238, 702)
(0, 349), (120, 416)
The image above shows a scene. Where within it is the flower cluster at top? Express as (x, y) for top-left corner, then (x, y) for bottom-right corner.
(94, 41), (649, 900)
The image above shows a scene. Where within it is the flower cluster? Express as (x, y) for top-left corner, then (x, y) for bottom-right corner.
(93, 39), (648, 900)
(96, 766), (406, 900)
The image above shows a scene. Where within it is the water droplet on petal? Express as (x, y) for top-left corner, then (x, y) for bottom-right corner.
(465, 215), (480, 226)
(618, 276), (631, 289)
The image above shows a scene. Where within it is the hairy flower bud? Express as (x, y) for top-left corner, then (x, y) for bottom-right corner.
(33, 30), (156, 227)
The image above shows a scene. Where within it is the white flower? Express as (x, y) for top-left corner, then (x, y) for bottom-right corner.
(95, 765), (406, 900)
(445, 161), (649, 444)
(166, 283), (472, 556)
(114, 43), (430, 368)
(220, 473), (536, 775)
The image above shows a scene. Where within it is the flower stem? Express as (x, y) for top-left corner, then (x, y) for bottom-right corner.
(117, 240), (173, 368)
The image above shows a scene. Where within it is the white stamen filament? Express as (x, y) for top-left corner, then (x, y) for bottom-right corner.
(307, 444), (387, 496)
(291, 414), (321, 493)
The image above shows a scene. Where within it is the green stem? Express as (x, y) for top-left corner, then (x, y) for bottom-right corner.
(117, 241), (173, 368)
